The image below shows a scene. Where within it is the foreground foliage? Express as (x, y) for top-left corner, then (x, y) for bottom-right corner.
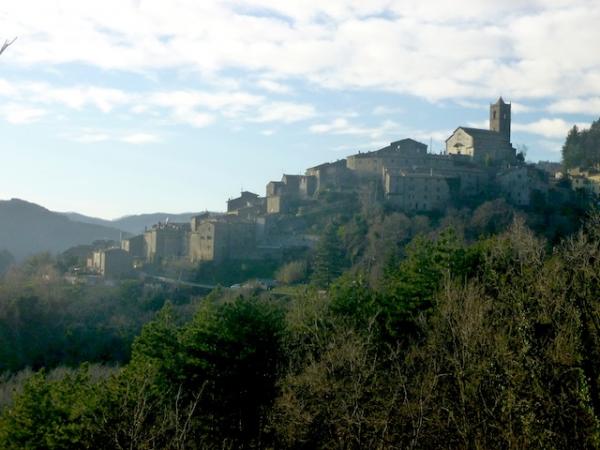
(1, 214), (600, 448)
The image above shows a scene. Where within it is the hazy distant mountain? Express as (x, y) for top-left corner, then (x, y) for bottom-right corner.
(61, 211), (207, 235)
(60, 212), (115, 228)
(0, 199), (124, 260)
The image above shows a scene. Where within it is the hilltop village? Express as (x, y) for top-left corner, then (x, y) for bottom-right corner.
(87, 98), (573, 278)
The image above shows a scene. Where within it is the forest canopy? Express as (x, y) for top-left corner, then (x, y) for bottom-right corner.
(562, 118), (600, 169)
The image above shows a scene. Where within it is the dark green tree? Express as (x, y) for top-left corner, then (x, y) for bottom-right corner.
(0, 366), (103, 450)
(562, 120), (600, 169)
(311, 223), (347, 288)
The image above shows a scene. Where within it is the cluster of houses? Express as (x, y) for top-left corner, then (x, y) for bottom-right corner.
(87, 98), (585, 278)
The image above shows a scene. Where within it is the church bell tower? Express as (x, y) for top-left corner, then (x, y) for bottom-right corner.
(489, 97), (511, 142)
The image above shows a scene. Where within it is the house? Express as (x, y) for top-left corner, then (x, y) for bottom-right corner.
(347, 139), (429, 177)
(305, 159), (351, 190)
(87, 248), (132, 278)
(189, 216), (256, 262)
(144, 222), (190, 262)
(227, 191), (262, 213)
(384, 168), (455, 211)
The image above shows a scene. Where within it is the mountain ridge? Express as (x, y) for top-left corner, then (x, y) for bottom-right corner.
(0, 198), (124, 260)
(59, 211), (211, 235)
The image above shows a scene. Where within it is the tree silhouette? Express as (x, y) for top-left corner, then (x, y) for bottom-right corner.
(0, 37), (17, 56)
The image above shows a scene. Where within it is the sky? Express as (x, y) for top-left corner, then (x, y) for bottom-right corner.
(0, 0), (599, 219)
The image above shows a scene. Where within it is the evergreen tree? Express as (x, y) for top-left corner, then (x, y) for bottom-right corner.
(311, 223), (347, 288)
(562, 120), (600, 169)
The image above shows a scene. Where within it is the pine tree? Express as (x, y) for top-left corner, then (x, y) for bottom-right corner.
(311, 223), (346, 288)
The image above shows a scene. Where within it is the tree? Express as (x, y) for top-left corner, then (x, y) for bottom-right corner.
(311, 223), (347, 288)
(562, 119), (600, 169)
(0, 366), (104, 450)
(0, 37), (16, 56)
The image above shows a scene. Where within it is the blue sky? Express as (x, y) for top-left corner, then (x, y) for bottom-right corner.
(0, 0), (599, 219)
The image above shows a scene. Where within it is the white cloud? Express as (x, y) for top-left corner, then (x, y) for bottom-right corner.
(256, 79), (292, 94)
(37, 86), (131, 112)
(72, 132), (111, 143)
(0, 103), (46, 124)
(120, 133), (161, 144)
(511, 102), (535, 113)
(261, 129), (275, 136)
(250, 101), (315, 123)
(372, 105), (404, 116)
(513, 118), (588, 139)
(0, 0), (597, 106)
(309, 118), (403, 139)
(0, 0), (599, 140)
(0, 79), (132, 113)
(455, 100), (487, 110)
(0, 78), (316, 128)
(536, 139), (564, 154)
(547, 98), (600, 115)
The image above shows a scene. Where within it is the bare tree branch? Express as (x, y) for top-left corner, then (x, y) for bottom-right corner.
(0, 37), (17, 56)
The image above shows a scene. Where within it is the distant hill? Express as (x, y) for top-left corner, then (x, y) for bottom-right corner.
(0, 199), (124, 261)
(61, 211), (207, 235)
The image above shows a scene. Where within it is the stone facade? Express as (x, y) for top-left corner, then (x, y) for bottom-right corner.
(384, 169), (454, 211)
(227, 191), (264, 213)
(265, 173), (318, 214)
(189, 216), (256, 262)
(568, 168), (600, 196)
(347, 139), (429, 178)
(490, 97), (511, 141)
(121, 234), (145, 258)
(305, 159), (352, 190)
(144, 222), (190, 262)
(446, 98), (516, 164)
(87, 248), (132, 278)
(497, 167), (530, 206)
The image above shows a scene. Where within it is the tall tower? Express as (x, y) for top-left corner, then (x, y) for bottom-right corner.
(489, 97), (511, 142)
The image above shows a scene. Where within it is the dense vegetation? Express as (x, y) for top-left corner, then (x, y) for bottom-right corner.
(0, 254), (200, 374)
(562, 118), (600, 169)
(0, 207), (599, 448)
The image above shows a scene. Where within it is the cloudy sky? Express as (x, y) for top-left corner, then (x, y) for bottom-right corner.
(1, 0), (599, 218)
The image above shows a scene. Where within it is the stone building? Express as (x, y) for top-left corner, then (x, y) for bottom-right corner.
(266, 181), (285, 197)
(265, 173), (318, 214)
(384, 168), (455, 211)
(87, 248), (132, 278)
(347, 139), (429, 178)
(189, 216), (256, 262)
(226, 191), (266, 219)
(227, 191), (264, 213)
(305, 159), (352, 190)
(490, 96), (511, 141)
(497, 167), (530, 206)
(568, 168), (600, 196)
(446, 98), (516, 164)
(121, 234), (145, 259)
(446, 127), (516, 163)
(144, 222), (190, 262)
(446, 97), (516, 165)
(267, 196), (288, 215)
(496, 166), (549, 206)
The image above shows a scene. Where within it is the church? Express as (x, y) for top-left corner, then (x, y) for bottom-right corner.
(445, 98), (517, 164)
